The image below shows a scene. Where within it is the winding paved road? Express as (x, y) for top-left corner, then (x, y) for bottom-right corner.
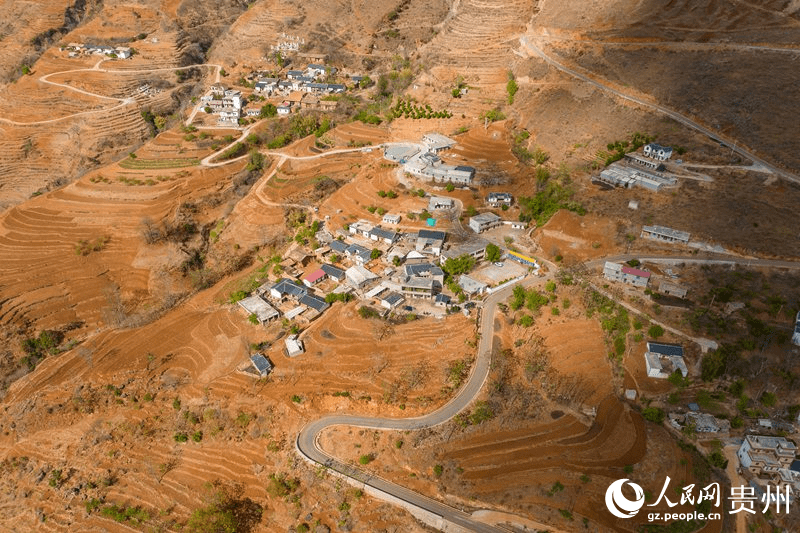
(519, 35), (800, 186)
(296, 277), (541, 532)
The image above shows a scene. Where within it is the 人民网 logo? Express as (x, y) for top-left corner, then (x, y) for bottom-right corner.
(605, 478), (646, 519)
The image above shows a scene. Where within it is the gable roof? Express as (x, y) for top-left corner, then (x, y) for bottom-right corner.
(303, 268), (326, 284)
(621, 265), (651, 278)
(329, 240), (348, 253)
(250, 353), (273, 375)
(369, 227), (397, 241)
(418, 229), (446, 241)
(382, 292), (404, 306)
(272, 278), (307, 298)
(647, 342), (684, 357)
(404, 263), (444, 277)
(300, 293), (329, 313)
(346, 243), (370, 256)
(321, 264), (345, 279)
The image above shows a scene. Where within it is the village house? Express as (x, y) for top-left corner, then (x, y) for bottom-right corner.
(641, 225), (691, 244)
(299, 293), (329, 315)
(603, 262), (651, 288)
(440, 241), (487, 264)
(328, 239), (348, 256)
(644, 342), (688, 379)
(250, 353), (274, 377)
(738, 435), (797, 476)
(643, 142), (674, 161)
(210, 84), (227, 95)
(345, 264), (379, 289)
(285, 335), (305, 357)
(237, 295), (280, 324)
(321, 264), (346, 282)
(116, 47), (132, 59)
(269, 278), (308, 301)
(286, 69), (305, 80)
(486, 192), (513, 207)
(659, 281), (688, 298)
(422, 133), (456, 153)
(459, 274), (488, 296)
(345, 243), (372, 265)
(277, 101), (293, 115)
(348, 220), (373, 238)
(428, 196), (454, 211)
(302, 268), (327, 287)
(416, 229), (446, 256)
(380, 292), (405, 309)
(400, 276), (436, 300)
(382, 213), (401, 225)
(469, 212), (502, 233)
(434, 293), (451, 307)
(403, 263), (445, 286)
(368, 227), (398, 245)
(254, 78), (278, 93)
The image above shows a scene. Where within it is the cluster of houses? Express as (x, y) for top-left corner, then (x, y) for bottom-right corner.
(596, 142), (678, 191)
(238, 217), (540, 375)
(197, 62), (348, 125)
(384, 134), (476, 185)
(62, 43), (132, 59)
(669, 409), (731, 435)
(603, 257), (688, 299)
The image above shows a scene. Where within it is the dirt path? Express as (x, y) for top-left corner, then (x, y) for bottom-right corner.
(0, 62), (221, 126)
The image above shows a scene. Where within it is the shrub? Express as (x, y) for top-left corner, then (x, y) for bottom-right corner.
(358, 454), (374, 465)
(174, 432), (189, 443)
(192, 431), (203, 442)
(642, 407), (665, 424)
(433, 464), (444, 477)
(761, 391), (777, 407)
(647, 324), (665, 338)
(173, 397), (181, 410)
(291, 395), (302, 403)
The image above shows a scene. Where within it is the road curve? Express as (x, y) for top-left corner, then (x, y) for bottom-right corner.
(296, 278), (540, 532)
(519, 35), (800, 186)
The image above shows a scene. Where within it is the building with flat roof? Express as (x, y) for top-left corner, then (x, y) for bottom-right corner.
(468, 212), (502, 233)
(597, 163), (677, 192)
(383, 144), (420, 163)
(645, 342), (687, 379)
(458, 274), (487, 296)
(428, 196), (454, 211)
(422, 133), (456, 153)
(738, 435), (797, 475)
(238, 295), (280, 324)
(400, 276), (435, 300)
(285, 335), (305, 357)
(440, 241), (487, 264)
(659, 281), (688, 298)
(641, 225), (691, 244)
(382, 213), (401, 225)
(625, 152), (665, 171)
(416, 229), (446, 256)
(603, 262), (651, 287)
(403, 263), (444, 285)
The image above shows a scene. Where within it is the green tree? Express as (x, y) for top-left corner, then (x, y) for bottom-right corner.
(370, 248), (382, 260)
(647, 324), (665, 338)
(485, 243), (502, 262)
(642, 407), (665, 424)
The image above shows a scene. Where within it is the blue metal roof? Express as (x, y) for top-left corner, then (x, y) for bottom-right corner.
(647, 342), (684, 357)
(250, 354), (273, 376)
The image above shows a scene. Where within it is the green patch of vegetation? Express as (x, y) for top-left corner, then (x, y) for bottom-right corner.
(100, 504), (150, 524)
(647, 324), (665, 338)
(600, 132), (655, 167)
(506, 71), (518, 104)
(358, 454), (374, 465)
(75, 235), (111, 256)
(642, 407), (665, 424)
(266, 473), (300, 498)
(485, 243), (502, 262)
(387, 98), (452, 120)
(518, 179), (584, 227)
(174, 432), (189, 443)
(481, 108), (505, 122)
(433, 464), (444, 477)
(547, 481), (565, 496)
(358, 306), (381, 319)
(447, 357), (471, 389)
(291, 395), (302, 404)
